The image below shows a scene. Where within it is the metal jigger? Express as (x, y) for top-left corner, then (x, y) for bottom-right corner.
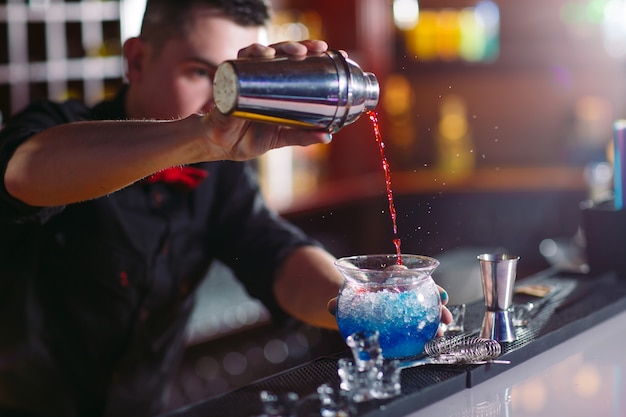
(478, 253), (520, 343)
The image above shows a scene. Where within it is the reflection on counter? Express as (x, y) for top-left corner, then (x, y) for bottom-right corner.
(414, 308), (626, 417)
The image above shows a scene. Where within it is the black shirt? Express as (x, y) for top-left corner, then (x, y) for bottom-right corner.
(0, 89), (317, 417)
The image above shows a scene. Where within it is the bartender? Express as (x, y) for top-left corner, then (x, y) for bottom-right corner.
(0, 0), (451, 416)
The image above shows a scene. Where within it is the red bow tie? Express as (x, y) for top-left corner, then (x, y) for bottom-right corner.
(144, 166), (208, 190)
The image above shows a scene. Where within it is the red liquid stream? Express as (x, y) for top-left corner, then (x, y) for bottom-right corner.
(368, 111), (402, 264)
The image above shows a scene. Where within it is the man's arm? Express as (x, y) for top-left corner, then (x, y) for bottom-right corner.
(273, 245), (343, 330)
(3, 40), (332, 207)
(4, 111), (332, 208)
(4, 117), (208, 206)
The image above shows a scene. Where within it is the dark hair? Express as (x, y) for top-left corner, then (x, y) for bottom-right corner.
(140, 0), (271, 51)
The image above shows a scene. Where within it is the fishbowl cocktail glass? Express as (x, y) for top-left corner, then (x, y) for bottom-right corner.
(335, 254), (442, 359)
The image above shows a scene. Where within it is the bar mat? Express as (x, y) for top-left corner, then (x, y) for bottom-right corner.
(161, 354), (466, 417)
(160, 269), (626, 417)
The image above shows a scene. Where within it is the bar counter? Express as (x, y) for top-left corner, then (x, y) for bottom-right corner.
(161, 268), (626, 417)
(413, 307), (626, 416)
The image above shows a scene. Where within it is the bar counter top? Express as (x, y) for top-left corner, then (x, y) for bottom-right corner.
(413, 307), (626, 416)
(161, 268), (626, 417)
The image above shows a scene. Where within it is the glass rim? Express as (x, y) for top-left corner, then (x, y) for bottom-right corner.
(334, 253), (439, 274)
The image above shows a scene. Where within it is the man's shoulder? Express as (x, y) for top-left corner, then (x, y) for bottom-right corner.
(4, 98), (93, 129)
(2, 87), (126, 134)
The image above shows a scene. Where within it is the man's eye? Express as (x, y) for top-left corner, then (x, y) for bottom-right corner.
(191, 68), (209, 77)
(187, 68), (214, 79)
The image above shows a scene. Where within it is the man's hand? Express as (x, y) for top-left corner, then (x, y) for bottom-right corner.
(198, 40), (335, 161)
(237, 39), (328, 59)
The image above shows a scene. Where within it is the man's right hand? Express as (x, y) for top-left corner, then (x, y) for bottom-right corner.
(197, 110), (332, 161)
(197, 39), (334, 161)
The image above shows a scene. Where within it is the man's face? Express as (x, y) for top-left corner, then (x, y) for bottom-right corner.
(129, 9), (262, 120)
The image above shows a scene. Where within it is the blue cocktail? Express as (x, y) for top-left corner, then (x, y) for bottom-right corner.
(335, 254), (442, 359)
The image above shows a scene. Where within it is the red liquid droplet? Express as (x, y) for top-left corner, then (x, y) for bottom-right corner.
(368, 111), (402, 265)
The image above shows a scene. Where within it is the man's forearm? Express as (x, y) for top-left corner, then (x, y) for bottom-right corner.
(273, 245), (343, 330)
(4, 116), (208, 206)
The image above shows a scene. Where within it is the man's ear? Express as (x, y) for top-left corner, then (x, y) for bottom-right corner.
(123, 37), (146, 83)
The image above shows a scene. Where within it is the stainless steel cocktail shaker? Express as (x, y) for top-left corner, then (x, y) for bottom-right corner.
(213, 49), (379, 133)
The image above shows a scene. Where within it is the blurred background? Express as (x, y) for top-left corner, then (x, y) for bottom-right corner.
(0, 0), (624, 410)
